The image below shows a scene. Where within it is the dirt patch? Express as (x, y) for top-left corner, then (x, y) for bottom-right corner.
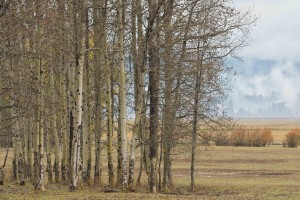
(172, 167), (298, 179)
(176, 158), (287, 164)
(201, 169), (296, 178)
(202, 158), (287, 164)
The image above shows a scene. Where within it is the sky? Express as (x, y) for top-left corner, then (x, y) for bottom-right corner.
(230, 0), (300, 118)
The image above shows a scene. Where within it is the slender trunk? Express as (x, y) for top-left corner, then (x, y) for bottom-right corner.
(191, 76), (199, 193)
(136, 0), (149, 185)
(70, 0), (87, 191)
(107, 63), (114, 187)
(37, 56), (45, 191)
(82, 4), (91, 183)
(0, 147), (9, 185)
(147, 0), (160, 192)
(137, 101), (147, 185)
(94, 82), (103, 185)
(57, 0), (68, 182)
(162, 0), (174, 191)
(128, 0), (145, 188)
(33, 110), (39, 184)
(46, 116), (53, 184)
(191, 38), (204, 193)
(117, 0), (128, 189)
(23, 118), (29, 179)
(28, 117), (34, 179)
(50, 67), (60, 183)
(93, 0), (107, 185)
(61, 68), (68, 182)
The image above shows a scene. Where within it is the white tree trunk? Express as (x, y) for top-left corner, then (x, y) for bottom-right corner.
(50, 68), (60, 182)
(117, 0), (128, 189)
(70, 0), (87, 190)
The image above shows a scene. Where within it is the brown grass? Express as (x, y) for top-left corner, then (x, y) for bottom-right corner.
(1, 118), (300, 199)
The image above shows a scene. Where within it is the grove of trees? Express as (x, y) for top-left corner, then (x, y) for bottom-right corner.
(0, 0), (254, 193)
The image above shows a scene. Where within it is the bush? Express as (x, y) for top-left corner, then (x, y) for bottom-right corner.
(214, 133), (229, 146)
(260, 128), (273, 147)
(285, 128), (300, 148)
(229, 127), (273, 147)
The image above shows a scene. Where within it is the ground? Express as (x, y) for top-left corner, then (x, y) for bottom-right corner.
(1, 118), (300, 199)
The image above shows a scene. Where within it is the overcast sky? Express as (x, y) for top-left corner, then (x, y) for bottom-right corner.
(230, 0), (300, 117)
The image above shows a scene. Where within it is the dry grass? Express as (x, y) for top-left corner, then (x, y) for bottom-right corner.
(235, 118), (300, 143)
(1, 118), (300, 199)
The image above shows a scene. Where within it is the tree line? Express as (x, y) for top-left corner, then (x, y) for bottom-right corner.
(0, 0), (254, 193)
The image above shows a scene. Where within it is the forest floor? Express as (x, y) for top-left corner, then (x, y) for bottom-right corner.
(1, 118), (300, 199)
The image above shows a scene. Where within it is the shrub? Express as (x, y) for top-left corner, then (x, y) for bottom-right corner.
(229, 127), (273, 147)
(214, 132), (229, 146)
(230, 128), (247, 146)
(260, 128), (273, 147)
(285, 128), (300, 148)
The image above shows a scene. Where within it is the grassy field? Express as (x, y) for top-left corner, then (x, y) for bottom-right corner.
(1, 118), (300, 199)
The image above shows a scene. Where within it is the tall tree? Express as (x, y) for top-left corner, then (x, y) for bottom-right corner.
(70, 0), (87, 191)
(117, 0), (128, 189)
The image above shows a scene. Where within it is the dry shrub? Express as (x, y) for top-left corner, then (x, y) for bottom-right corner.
(229, 127), (273, 147)
(285, 128), (300, 148)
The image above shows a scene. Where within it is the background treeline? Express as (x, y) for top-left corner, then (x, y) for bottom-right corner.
(0, 0), (254, 193)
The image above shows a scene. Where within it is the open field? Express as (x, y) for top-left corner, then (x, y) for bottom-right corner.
(235, 118), (300, 143)
(1, 146), (300, 199)
(1, 118), (300, 199)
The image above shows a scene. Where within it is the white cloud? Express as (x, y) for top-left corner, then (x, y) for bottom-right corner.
(229, 1), (300, 117)
(232, 61), (300, 116)
(234, 0), (300, 62)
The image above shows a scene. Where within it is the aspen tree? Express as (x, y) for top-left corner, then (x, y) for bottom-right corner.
(162, 0), (174, 191)
(82, 3), (91, 184)
(37, 48), (45, 191)
(70, 0), (87, 191)
(117, 0), (128, 189)
(106, 63), (115, 187)
(46, 113), (53, 184)
(92, 0), (102, 185)
(50, 67), (60, 182)
(57, 0), (68, 182)
(147, 0), (161, 192)
(128, 0), (145, 190)
(136, 0), (149, 185)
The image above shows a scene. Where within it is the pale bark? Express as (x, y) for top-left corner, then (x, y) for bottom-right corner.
(28, 117), (34, 179)
(136, 0), (149, 185)
(117, 0), (128, 189)
(46, 115), (53, 184)
(33, 110), (39, 184)
(93, 0), (106, 185)
(23, 118), (29, 179)
(57, 0), (68, 182)
(50, 67), (60, 182)
(70, 0), (87, 191)
(107, 64), (115, 187)
(128, 0), (145, 189)
(37, 57), (45, 191)
(106, 11), (115, 188)
(82, 10), (91, 183)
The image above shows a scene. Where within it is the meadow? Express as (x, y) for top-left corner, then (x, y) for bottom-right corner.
(0, 118), (300, 199)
